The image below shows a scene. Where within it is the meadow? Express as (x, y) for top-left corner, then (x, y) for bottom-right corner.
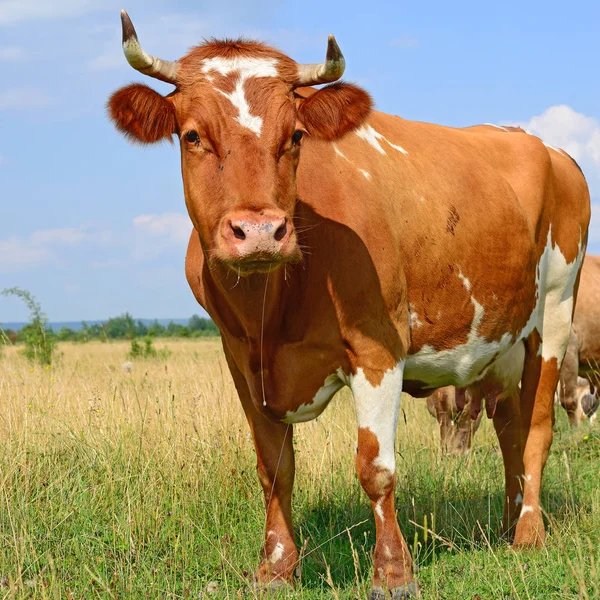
(0, 339), (598, 599)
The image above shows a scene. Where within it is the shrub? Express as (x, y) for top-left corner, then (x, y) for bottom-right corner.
(1, 287), (58, 366)
(128, 336), (170, 360)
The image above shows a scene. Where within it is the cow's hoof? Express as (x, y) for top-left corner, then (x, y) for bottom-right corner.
(391, 582), (420, 598)
(368, 587), (387, 600)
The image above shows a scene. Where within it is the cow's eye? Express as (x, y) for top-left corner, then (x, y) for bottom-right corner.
(291, 130), (303, 146)
(185, 130), (200, 144)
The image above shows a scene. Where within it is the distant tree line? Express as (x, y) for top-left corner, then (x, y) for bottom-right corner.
(2, 312), (220, 345)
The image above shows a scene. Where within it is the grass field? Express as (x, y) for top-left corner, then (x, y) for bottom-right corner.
(0, 339), (599, 599)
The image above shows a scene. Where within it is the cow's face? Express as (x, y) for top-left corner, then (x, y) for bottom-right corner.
(108, 14), (371, 275)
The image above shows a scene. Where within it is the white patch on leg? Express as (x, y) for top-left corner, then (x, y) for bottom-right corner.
(351, 362), (404, 474)
(202, 57), (279, 137)
(268, 542), (284, 564)
(375, 498), (385, 522)
(282, 369), (346, 423)
(520, 504), (534, 516)
(355, 125), (408, 155)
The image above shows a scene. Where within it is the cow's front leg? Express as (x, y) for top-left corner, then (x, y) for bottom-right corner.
(350, 362), (418, 599)
(224, 350), (298, 586)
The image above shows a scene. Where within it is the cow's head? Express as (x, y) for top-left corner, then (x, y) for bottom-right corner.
(108, 11), (372, 275)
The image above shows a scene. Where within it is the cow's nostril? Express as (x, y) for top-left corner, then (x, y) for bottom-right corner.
(231, 223), (246, 240)
(274, 221), (287, 242)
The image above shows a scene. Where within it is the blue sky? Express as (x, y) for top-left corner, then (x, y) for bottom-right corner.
(1, 0), (599, 322)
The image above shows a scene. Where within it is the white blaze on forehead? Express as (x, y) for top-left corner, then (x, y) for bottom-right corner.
(355, 125), (408, 156)
(282, 369), (346, 423)
(351, 362), (404, 475)
(202, 57), (279, 137)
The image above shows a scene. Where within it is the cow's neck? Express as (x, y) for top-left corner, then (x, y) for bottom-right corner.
(204, 262), (291, 343)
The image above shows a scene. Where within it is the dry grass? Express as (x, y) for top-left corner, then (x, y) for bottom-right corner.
(0, 340), (598, 599)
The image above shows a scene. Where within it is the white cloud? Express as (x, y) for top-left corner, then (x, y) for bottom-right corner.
(519, 105), (600, 168)
(0, 87), (52, 110)
(30, 228), (86, 245)
(133, 213), (191, 245)
(0, 0), (97, 25)
(0, 238), (49, 271)
(0, 46), (25, 61)
(0, 226), (110, 272)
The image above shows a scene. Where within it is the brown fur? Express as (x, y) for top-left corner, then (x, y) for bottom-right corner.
(108, 33), (591, 594)
(107, 83), (176, 144)
(297, 83), (373, 141)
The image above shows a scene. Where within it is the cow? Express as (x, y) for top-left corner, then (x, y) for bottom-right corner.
(558, 254), (600, 426)
(426, 385), (483, 455)
(107, 11), (590, 598)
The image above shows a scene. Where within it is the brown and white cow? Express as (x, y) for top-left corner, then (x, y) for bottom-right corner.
(108, 11), (590, 598)
(426, 385), (483, 455)
(558, 254), (600, 426)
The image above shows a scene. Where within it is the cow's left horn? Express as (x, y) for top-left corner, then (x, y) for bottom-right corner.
(120, 10), (179, 84)
(295, 35), (346, 86)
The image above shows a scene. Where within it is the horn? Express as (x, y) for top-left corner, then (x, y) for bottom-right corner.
(120, 10), (179, 84)
(296, 35), (346, 86)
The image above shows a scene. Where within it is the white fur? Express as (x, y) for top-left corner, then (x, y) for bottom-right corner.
(519, 226), (584, 364)
(457, 268), (471, 291)
(350, 362), (404, 474)
(202, 57), (279, 137)
(283, 369), (345, 423)
(483, 123), (509, 132)
(268, 542), (284, 564)
(359, 169), (372, 180)
(520, 504), (534, 516)
(355, 125), (408, 156)
(375, 498), (385, 522)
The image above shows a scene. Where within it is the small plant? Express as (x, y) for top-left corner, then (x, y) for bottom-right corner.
(128, 336), (170, 360)
(1, 287), (57, 366)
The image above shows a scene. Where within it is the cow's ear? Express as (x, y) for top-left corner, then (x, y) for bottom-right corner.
(296, 82), (372, 141)
(108, 83), (177, 144)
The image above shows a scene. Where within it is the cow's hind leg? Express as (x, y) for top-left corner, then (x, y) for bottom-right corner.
(350, 362), (418, 599)
(492, 388), (524, 538)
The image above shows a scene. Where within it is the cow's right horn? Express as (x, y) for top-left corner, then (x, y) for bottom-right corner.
(120, 10), (179, 84)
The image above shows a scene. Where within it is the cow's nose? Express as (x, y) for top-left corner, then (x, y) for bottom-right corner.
(221, 210), (293, 259)
(228, 216), (288, 243)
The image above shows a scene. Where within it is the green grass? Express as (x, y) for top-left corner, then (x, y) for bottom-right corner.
(0, 341), (599, 599)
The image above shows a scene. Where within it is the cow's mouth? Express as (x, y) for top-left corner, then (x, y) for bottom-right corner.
(229, 253), (300, 276)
